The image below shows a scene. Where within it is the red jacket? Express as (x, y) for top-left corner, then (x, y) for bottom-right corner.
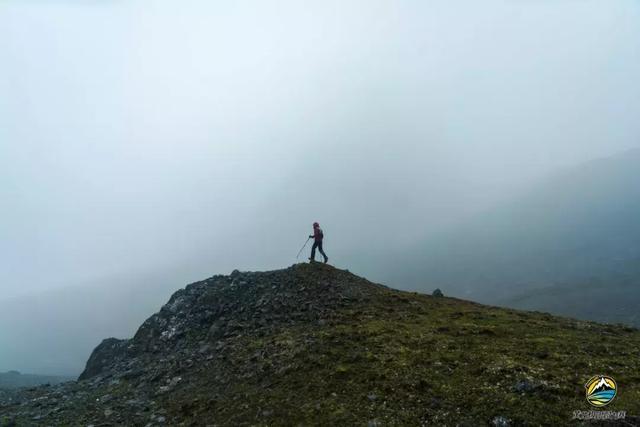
(311, 226), (324, 242)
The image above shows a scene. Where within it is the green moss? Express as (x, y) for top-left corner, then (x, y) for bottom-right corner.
(160, 287), (640, 425)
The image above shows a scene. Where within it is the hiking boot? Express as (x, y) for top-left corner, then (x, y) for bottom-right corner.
(308, 257), (315, 262)
(324, 257), (329, 264)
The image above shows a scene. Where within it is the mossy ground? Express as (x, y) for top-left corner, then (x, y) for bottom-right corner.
(164, 283), (640, 426)
(3, 264), (639, 426)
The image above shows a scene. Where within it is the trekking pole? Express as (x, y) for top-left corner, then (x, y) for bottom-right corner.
(296, 237), (311, 259)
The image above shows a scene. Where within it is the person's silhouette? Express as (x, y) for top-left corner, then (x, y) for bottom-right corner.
(309, 222), (328, 263)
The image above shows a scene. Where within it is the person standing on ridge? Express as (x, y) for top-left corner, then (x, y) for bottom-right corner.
(309, 222), (328, 263)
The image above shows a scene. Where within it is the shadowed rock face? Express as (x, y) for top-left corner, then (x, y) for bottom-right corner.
(78, 338), (128, 381)
(3, 263), (640, 426)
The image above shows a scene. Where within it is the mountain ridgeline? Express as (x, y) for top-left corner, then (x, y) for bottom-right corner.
(387, 149), (640, 326)
(0, 372), (72, 390)
(2, 263), (640, 425)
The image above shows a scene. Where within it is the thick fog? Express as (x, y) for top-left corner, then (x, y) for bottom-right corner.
(1, 0), (639, 375)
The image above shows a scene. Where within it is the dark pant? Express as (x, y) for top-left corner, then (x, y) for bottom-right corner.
(310, 240), (327, 261)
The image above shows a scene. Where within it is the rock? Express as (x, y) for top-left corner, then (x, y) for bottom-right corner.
(428, 397), (442, 408)
(126, 398), (143, 406)
(99, 394), (112, 404)
(513, 379), (538, 394)
(432, 288), (444, 297)
(491, 416), (511, 427)
(122, 369), (144, 380)
(208, 323), (223, 340)
(198, 344), (212, 354)
(78, 338), (129, 381)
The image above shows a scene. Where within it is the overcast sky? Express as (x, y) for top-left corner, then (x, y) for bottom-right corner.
(1, 0), (639, 373)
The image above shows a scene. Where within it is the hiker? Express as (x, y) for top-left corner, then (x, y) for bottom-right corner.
(309, 222), (328, 263)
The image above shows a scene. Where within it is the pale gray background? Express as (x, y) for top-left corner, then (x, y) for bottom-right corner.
(1, 0), (639, 375)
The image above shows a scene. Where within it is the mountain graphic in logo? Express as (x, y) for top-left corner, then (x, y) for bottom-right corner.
(585, 375), (617, 407)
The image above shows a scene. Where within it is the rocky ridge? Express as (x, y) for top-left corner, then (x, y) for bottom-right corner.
(1, 263), (389, 426)
(2, 263), (640, 426)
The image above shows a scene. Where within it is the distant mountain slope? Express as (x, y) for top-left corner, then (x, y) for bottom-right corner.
(0, 371), (72, 389)
(503, 262), (640, 327)
(0, 271), (186, 377)
(1, 264), (639, 425)
(390, 149), (640, 308)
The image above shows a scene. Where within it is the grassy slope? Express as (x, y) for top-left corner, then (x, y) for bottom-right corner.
(165, 278), (640, 425)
